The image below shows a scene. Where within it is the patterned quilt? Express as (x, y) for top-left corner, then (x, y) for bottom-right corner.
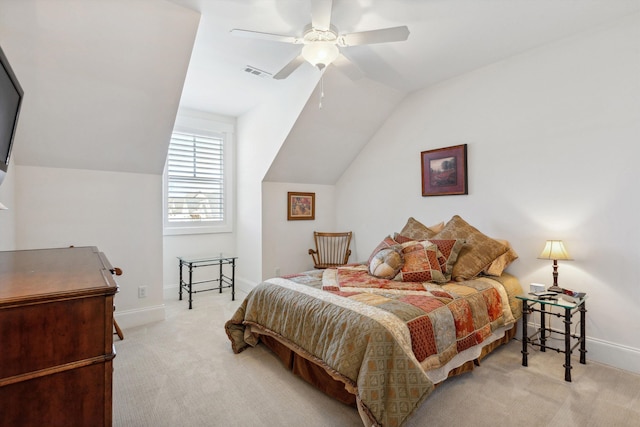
(225, 266), (522, 427)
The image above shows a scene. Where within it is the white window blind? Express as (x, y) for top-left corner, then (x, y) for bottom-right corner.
(166, 132), (224, 224)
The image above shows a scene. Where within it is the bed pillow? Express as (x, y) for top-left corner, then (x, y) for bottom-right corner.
(398, 217), (438, 240)
(483, 239), (519, 276)
(427, 221), (445, 234)
(367, 235), (398, 264)
(392, 236), (465, 281)
(428, 239), (466, 279)
(369, 247), (404, 279)
(433, 215), (509, 281)
(394, 240), (447, 283)
(392, 233), (413, 244)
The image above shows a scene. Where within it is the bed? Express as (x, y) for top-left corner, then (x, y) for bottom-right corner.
(226, 215), (523, 427)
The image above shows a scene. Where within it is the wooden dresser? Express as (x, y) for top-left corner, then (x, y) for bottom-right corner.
(0, 246), (118, 427)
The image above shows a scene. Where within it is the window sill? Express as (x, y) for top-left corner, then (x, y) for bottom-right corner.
(163, 224), (232, 236)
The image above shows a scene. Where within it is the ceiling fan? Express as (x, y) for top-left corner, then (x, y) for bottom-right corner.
(231, 0), (410, 80)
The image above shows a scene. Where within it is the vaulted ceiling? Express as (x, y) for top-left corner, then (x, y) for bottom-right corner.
(2, 0), (639, 184)
(170, 0), (640, 184)
(0, 0), (199, 175)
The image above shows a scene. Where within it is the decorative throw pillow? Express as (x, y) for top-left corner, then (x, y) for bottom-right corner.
(369, 247), (404, 279)
(433, 215), (509, 281)
(427, 239), (466, 279)
(391, 236), (465, 281)
(394, 240), (447, 283)
(393, 233), (413, 244)
(483, 239), (519, 276)
(367, 235), (398, 264)
(398, 217), (438, 240)
(428, 221), (445, 234)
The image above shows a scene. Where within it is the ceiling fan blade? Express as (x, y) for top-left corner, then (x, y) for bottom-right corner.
(339, 26), (410, 46)
(311, 0), (333, 31)
(230, 29), (300, 44)
(273, 54), (306, 80)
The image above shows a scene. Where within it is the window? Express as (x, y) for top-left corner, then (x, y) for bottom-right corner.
(163, 110), (234, 235)
(164, 127), (232, 235)
(166, 131), (223, 220)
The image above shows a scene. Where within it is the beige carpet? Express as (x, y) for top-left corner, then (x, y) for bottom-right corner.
(113, 290), (640, 427)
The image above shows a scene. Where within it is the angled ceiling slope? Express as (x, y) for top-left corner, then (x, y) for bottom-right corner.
(0, 0), (200, 175)
(264, 70), (405, 185)
(174, 1), (640, 186)
(176, 0), (640, 116)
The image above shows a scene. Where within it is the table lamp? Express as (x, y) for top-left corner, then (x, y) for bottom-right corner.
(538, 240), (572, 293)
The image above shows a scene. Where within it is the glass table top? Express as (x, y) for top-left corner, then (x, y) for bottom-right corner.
(178, 254), (237, 263)
(517, 292), (587, 308)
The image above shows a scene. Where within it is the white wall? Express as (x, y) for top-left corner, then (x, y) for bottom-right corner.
(236, 69), (319, 292)
(0, 0), (199, 328)
(163, 232), (236, 296)
(162, 109), (237, 299)
(333, 14), (640, 373)
(0, 164), (17, 250)
(262, 182), (336, 278)
(14, 165), (165, 328)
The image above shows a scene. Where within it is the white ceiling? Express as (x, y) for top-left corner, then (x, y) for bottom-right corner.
(168, 0), (640, 184)
(0, 0), (200, 175)
(172, 0), (640, 116)
(3, 1), (639, 183)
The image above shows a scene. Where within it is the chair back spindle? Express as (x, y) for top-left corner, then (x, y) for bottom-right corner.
(308, 231), (352, 269)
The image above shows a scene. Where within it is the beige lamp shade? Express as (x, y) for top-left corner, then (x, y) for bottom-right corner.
(538, 240), (572, 261)
(538, 240), (572, 292)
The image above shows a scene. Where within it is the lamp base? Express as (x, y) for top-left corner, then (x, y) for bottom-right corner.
(547, 285), (564, 293)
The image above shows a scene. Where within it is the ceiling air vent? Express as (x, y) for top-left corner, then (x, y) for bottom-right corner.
(244, 65), (272, 78)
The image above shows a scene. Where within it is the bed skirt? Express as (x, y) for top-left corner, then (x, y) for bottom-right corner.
(259, 323), (518, 408)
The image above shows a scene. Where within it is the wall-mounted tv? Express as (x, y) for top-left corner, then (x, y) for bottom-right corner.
(0, 43), (24, 188)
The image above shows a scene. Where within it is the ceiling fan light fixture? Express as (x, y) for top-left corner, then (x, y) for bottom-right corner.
(302, 41), (339, 70)
(231, 2), (410, 80)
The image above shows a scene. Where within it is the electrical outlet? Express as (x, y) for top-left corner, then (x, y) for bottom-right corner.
(275, 268), (281, 277)
(530, 283), (546, 293)
(138, 286), (147, 298)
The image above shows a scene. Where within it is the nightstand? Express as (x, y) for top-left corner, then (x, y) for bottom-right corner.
(178, 254), (237, 309)
(516, 293), (587, 382)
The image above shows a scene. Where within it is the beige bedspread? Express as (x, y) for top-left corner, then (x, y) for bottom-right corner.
(225, 270), (522, 427)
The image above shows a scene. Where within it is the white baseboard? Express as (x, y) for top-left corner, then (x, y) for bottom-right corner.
(523, 321), (640, 375)
(587, 337), (640, 375)
(163, 281), (252, 301)
(235, 276), (258, 295)
(163, 281), (252, 305)
(164, 284), (179, 301)
(163, 276), (257, 297)
(124, 287), (640, 375)
(114, 304), (165, 330)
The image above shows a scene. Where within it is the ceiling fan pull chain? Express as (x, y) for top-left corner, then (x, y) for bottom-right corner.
(319, 73), (325, 109)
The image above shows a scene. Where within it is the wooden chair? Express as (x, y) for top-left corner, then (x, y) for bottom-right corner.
(309, 231), (352, 269)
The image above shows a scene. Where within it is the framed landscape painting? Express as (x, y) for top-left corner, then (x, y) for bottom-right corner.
(421, 144), (468, 196)
(287, 192), (315, 220)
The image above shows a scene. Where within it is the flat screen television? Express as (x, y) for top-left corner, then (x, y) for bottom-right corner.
(0, 43), (24, 188)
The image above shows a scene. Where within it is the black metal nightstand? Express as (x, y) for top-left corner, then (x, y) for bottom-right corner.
(516, 293), (587, 382)
(178, 255), (237, 309)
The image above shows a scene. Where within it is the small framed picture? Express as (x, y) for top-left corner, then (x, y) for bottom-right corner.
(287, 192), (315, 220)
(421, 144), (468, 196)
